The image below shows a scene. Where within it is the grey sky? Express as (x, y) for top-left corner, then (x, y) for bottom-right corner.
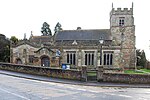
(0, 0), (150, 60)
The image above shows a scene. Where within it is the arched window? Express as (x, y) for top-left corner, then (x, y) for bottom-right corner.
(16, 58), (22, 64)
(23, 49), (26, 54)
(23, 49), (27, 58)
(29, 55), (34, 63)
(41, 56), (50, 67)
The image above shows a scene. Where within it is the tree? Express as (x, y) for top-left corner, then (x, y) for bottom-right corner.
(41, 22), (52, 36)
(136, 49), (147, 68)
(10, 36), (18, 44)
(0, 34), (10, 62)
(54, 22), (63, 33)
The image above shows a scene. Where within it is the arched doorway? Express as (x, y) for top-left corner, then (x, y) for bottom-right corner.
(16, 58), (22, 64)
(41, 56), (50, 67)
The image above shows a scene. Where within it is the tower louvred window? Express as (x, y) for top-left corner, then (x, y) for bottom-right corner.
(119, 17), (125, 26)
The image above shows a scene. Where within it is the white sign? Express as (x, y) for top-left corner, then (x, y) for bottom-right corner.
(56, 49), (61, 57)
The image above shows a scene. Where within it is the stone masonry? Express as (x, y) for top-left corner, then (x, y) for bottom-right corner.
(110, 6), (136, 68)
(11, 4), (136, 69)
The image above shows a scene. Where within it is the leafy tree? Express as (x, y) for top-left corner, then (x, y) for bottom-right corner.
(54, 22), (63, 33)
(0, 34), (10, 62)
(10, 36), (18, 44)
(136, 49), (147, 68)
(41, 22), (52, 36)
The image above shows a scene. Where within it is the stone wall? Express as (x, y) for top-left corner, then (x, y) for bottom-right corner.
(103, 73), (150, 84)
(0, 62), (82, 80)
(97, 66), (150, 84)
(1, 62), (150, 84)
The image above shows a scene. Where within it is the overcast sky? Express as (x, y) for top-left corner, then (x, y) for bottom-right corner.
(0, 0), (150, 60)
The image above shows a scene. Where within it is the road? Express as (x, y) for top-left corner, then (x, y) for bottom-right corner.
(0, 73), (150, 100)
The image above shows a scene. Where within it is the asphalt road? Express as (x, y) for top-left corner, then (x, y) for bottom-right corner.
(0, 72), (150, 100)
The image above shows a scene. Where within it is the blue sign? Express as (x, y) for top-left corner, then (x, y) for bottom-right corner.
(62, 64), (70, 70)
(62, 64), (67, 70)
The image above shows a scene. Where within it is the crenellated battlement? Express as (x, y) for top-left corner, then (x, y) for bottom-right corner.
(110, 2), (134, 15)
(110, 7), (133, 15)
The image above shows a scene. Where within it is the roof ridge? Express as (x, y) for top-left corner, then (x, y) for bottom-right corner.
(56, 29), (111, 41)
(32, 35), (51, 37)
(61, 29), (110, 32)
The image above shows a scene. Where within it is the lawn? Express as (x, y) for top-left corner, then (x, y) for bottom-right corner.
(87, 69), (150, 75)
(87, 71), (97, 76)
(124, 70), (144, 74)
(140, 69), (150, 73)
(124, 69), (150, 74)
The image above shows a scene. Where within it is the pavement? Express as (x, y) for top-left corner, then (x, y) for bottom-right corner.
(0, 70), (150, 88)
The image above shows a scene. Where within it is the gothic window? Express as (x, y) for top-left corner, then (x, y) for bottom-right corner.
(119, 17), (125, 26)
(29, 55), (34, 63)
(103, 51), (113, 66)
(23, 49), (26, 54)
(23, 49), (27, 58)
(16, 58), (22, 64)
(67, 51), (76, 65)
(41, 56), (50, 67)
(85, 51), (94, 66)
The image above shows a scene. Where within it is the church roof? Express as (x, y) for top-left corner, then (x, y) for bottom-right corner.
(12, 39), (40, 48)
(55, 29), (111, 41)
(29, 36), (52, 44)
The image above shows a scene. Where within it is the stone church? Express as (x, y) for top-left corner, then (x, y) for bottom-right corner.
(11, 4), (136, 69)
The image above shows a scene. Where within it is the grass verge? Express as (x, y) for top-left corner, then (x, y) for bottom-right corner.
(124, 69), (150, 74)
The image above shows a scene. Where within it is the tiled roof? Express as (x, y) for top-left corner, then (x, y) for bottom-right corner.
(12, 40), (40, 48)
(30, 36), (52, 43)
(34, 47), (55, 53)
(55, 29), (111, 41)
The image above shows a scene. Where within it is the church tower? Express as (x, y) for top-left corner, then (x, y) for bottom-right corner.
(110, 3), (136, 68)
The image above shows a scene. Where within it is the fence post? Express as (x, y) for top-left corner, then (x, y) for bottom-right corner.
(81, 66), (87, 82)
(97, 66), (104, 82)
